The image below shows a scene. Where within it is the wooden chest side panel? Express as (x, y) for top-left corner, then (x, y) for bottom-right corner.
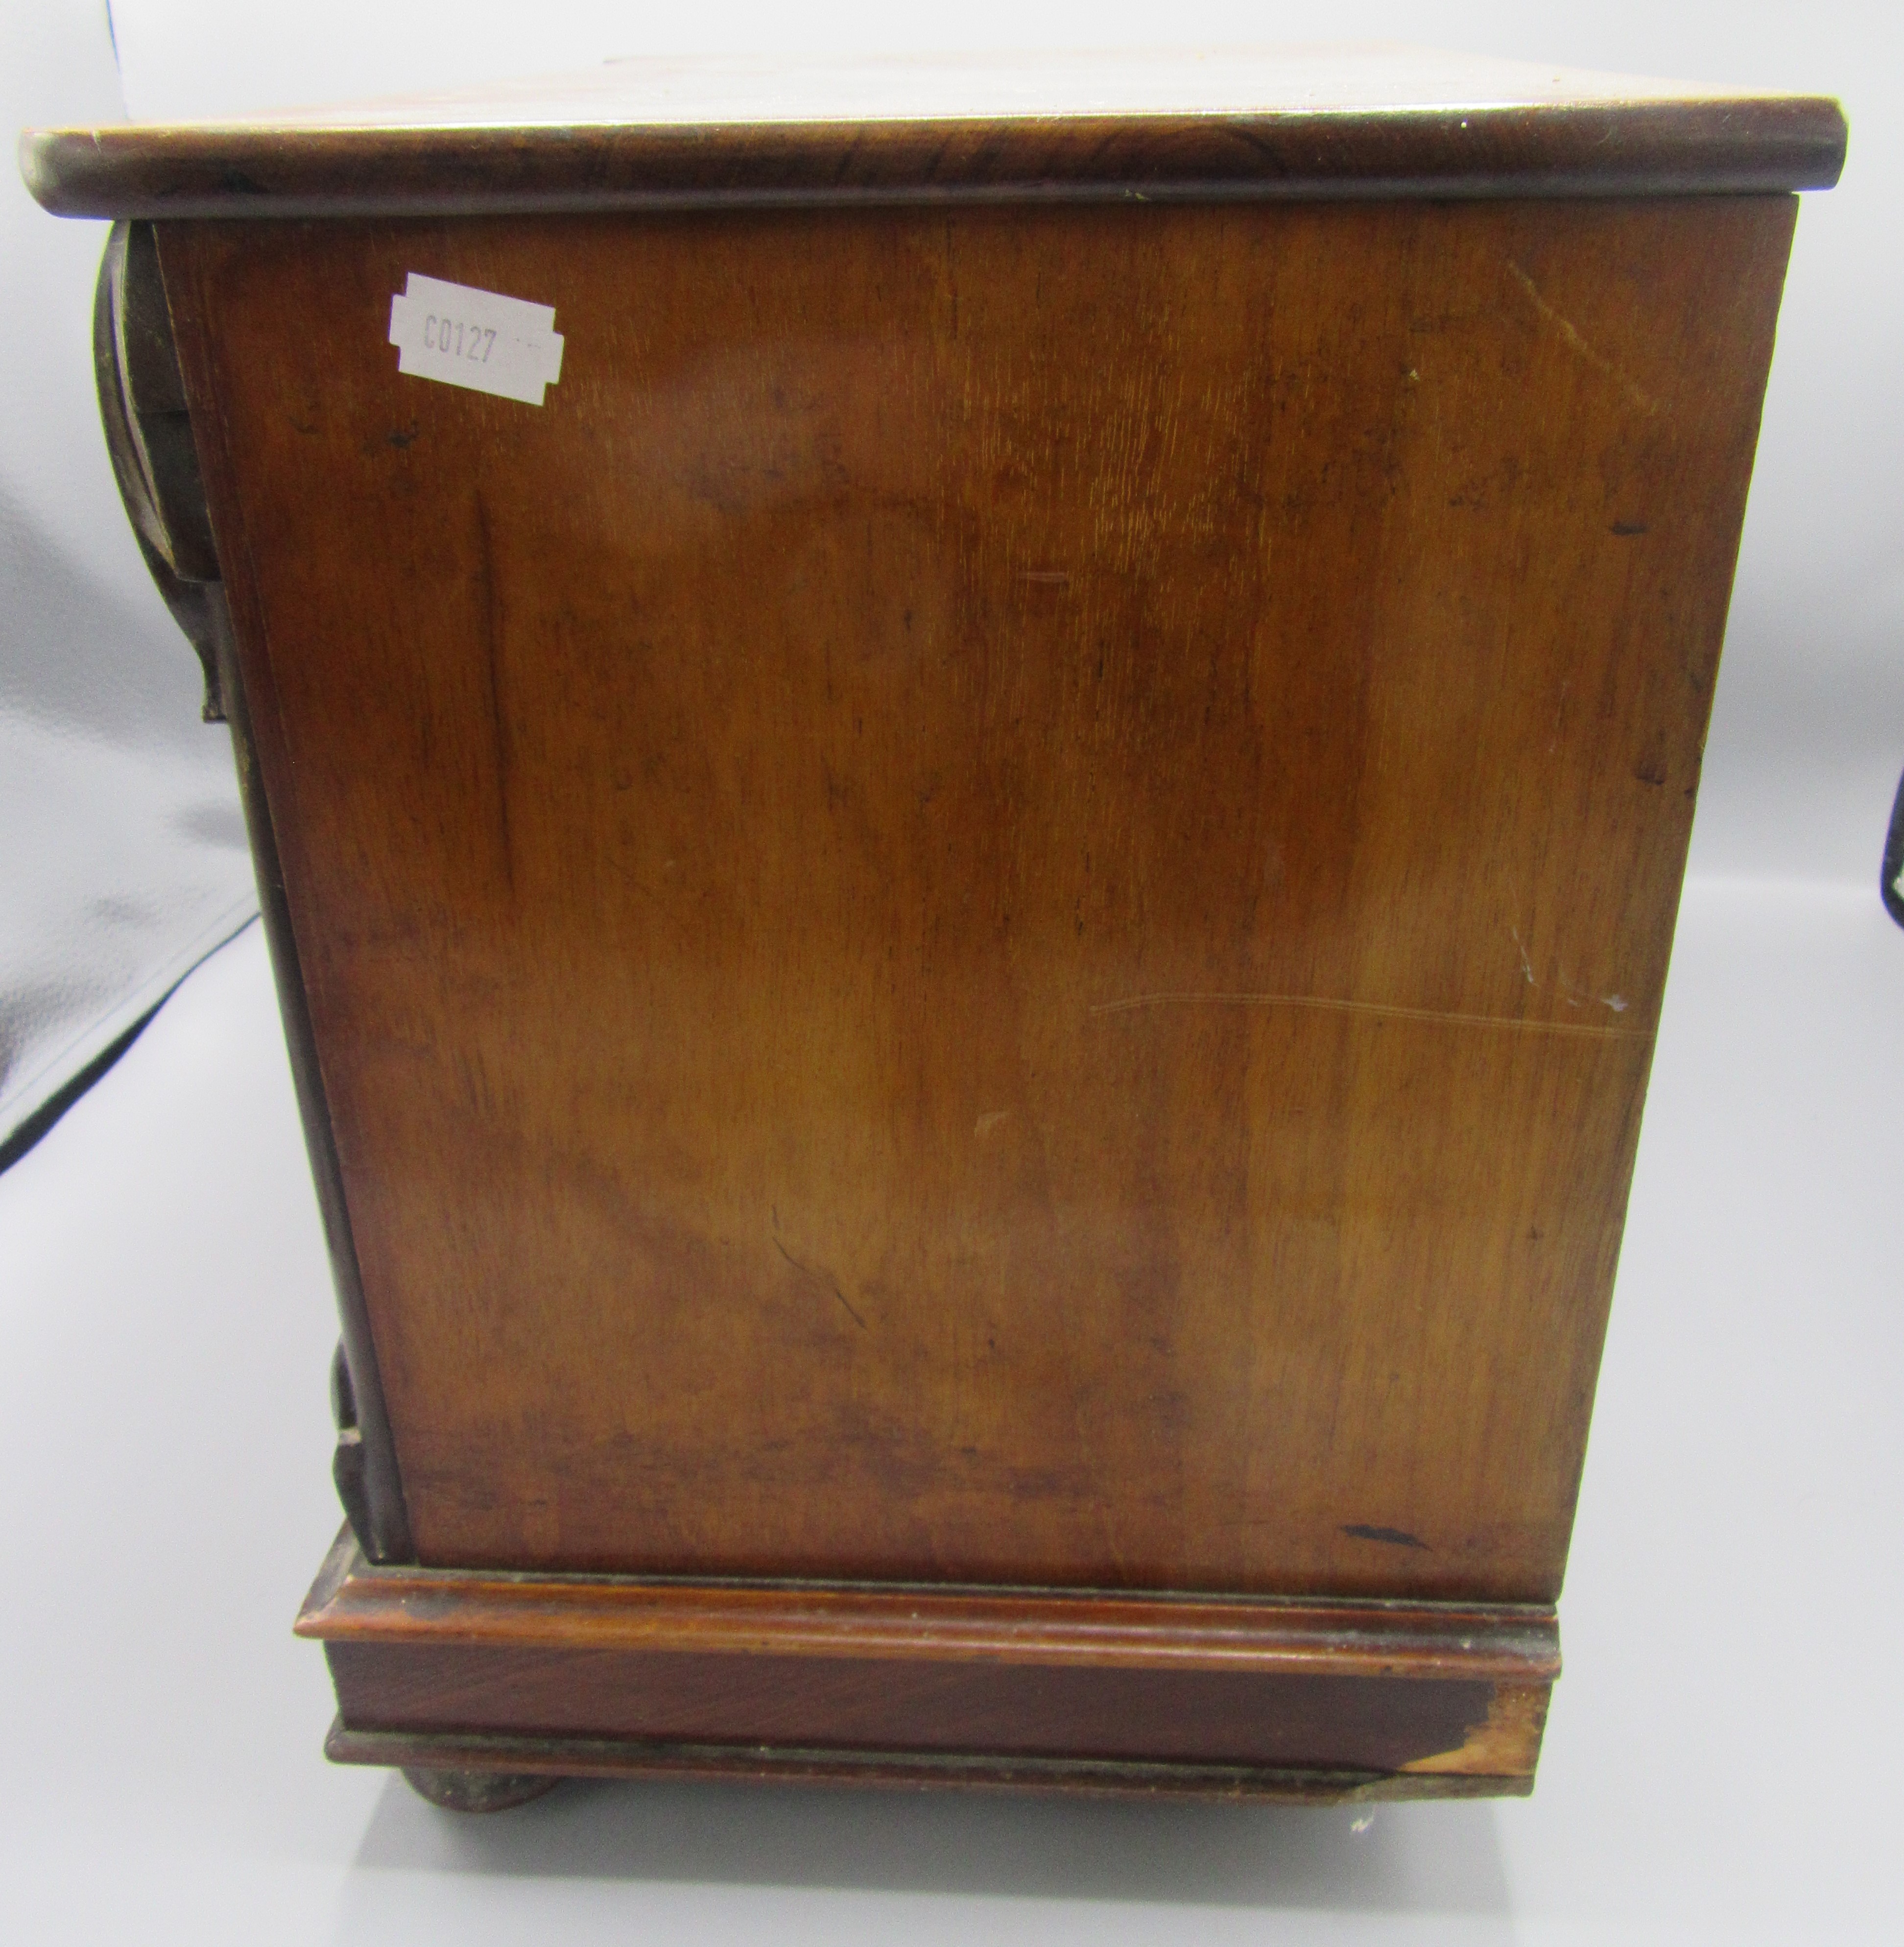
(166, 197), (1794, 1598)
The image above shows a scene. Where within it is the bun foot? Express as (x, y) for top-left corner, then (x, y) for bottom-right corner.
(401, 1766), (560, 1813)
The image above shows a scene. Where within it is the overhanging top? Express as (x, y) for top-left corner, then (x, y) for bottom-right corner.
(20, 44), (1847, 219)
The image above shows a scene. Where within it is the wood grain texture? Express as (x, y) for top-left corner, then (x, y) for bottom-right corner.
(302, 1530), (1553, 1788)
(163, 193), (1795, 1601)
(324, 1722), (1529, 1803)
(21, 45), (1846, 218)
(326, 1643), (1520, 1772)
(297, 1527), (1560, 1681)
(93, 219), (412, 1558)
(208, 594), (414, 1562)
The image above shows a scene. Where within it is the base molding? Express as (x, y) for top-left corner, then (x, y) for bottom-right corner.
(299, 1529), (1558, 1803)
(330, 1722), (1534, 1803)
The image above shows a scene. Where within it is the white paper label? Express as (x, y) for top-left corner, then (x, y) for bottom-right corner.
(387, 273), (564, 406)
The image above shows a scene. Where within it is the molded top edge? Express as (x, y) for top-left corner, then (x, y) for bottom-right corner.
(21, 44), (1846, 217)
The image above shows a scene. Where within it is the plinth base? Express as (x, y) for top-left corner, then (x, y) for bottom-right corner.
(299, 1528), (1558, 1805)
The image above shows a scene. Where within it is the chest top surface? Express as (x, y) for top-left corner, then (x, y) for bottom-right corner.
(20, 42), (1845, 218)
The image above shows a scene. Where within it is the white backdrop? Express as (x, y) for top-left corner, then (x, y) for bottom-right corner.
(1, 7), (1900, 1943)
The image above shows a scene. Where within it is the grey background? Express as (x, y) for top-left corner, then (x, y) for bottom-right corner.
(1, 4), (1898, 1940)
(0, 1), (258, 1152)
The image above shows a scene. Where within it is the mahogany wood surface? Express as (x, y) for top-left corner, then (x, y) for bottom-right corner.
(302, 1530), (1554, 1791)
(162, 192), (1796, 1604)
(296, 1527), (1560, 1679)
(326, 1645), (1522, 1773)
(323, 1724), (1524, 1803)
(21, 47), (1846, 218)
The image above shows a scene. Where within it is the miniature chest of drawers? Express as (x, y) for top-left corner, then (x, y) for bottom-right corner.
(24, 46), (1844, 1808)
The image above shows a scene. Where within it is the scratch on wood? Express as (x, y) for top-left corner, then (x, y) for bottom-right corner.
(774, 1236), (868, 1331)
(1504, 261), (1660, 417)
(1510, 925), (1536, 986)
(1342, 1523), (1430, 1550)
(1089, 990), (1645, 1041)
(473, 489), (514, 891)
(943, 217), (959, 339)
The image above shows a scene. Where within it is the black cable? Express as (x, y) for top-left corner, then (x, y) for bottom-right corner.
(1882, 764), (1904, 930)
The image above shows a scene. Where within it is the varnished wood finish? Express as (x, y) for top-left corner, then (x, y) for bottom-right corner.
(164, 194), (1793, 1602)
(21, 47), (1845, 219)
(93, 222), (413, 1559)
(302, 1530), (1554, 1793)
(208, 582), (412, 1563)
(36, 45), (1839, 1802)
(297, 1526), (1560, 1681)
(327, 1724), (1528, 1803)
